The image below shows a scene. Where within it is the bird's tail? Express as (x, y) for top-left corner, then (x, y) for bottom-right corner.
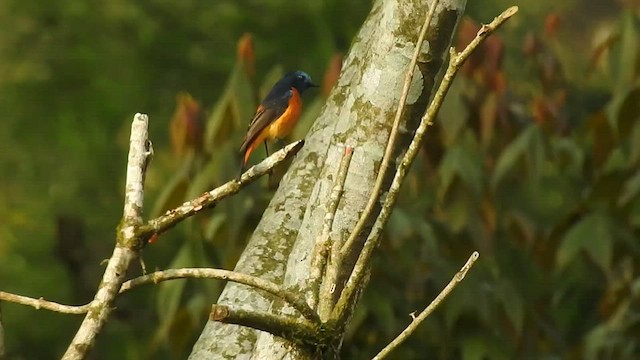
(238, 138), (261, 180)
(237, 156), (245, 181)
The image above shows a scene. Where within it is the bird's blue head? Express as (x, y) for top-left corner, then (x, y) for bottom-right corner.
(286, 71), (318, 94)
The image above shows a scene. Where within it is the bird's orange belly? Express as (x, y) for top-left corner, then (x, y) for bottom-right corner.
(265, 88), (302, 140)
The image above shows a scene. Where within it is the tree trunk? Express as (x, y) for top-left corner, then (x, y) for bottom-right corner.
(188, 0), (466, 358)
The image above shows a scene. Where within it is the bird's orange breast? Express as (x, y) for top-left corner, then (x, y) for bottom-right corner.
(264, 87), (302, 140)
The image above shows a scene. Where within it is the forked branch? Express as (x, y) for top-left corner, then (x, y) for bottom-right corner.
(209, 305), (324, 346)
(373, 252), (480, 360)
(331, 5), (519, 326)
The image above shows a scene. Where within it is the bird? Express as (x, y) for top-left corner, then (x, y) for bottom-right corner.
(238, 71), (318, 178)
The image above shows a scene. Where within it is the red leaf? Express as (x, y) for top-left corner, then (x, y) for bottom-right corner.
(170, 92), (203, 157)
(544, 13), (561, 38)
(322, 53), (343, 97)
(236, 32), (255, 78)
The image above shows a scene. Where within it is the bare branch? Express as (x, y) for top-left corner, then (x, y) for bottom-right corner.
(332, 6), (519, 326)
(340, 0), (440, 257)
(373, 252), (480, 360)
(137, 140), (305, 241)
(120, 268), (319, 323)
(308, 146), (353, 314)
(62, 113), (151, 360)
(209, 305), (323, 345)
(0, 292), (89, 315)
(0, 264), (322, 325)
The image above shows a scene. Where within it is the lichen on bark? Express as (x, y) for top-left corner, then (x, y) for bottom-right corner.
(188, 0), (466, 359)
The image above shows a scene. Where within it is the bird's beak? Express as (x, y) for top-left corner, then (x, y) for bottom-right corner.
(310, 82), (320, 88)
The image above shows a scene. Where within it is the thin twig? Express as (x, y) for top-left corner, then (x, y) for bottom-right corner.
(0, 123), (304, 357)
(0, 264), (323, 324)
(0, 292), (89, 314)
(120, 268), (319, 323)
(318, 147), (354, 320)
(0, 265), (321, 325)
(331, 6), (519, 326)
(137, 140), (305, 241)
(62, 113), (151, 360)
(340, 0), (440, 257)
(308, 146), (354, 314)
(372, 252), (480, 360)
(209, 304), (323, 345)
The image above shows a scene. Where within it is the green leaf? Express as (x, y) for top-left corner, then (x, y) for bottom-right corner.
(204, 64), (255, 153)
(461, 336), (489, 360)
(439, 77), (468, 146)
(388, 208), (415, 243)
(438, 131), (483, 199)
(556, 213), (613, 273)
(584, 325), (611, 360)
(551, 137), (584, 178)
(150, 155), (194, 217)
(157, 242), (192, 324)
(628, 120), (640, 167)
(258, 66), (285, 100)
(416, 221), (439, 260)
(602, 147), (627, 173)
(616, 87), (640, 138)
(204, 90), (234, 153)
(492, 125), (544, 189)
(497, 281), (525, 338)
(445, 185), (474, 233)
(461, 335), (509, 360)
(186, 154), (226, 200)
(204, 213), (228, 243)
(610, 12), (640, 95)
(618, 169), (640, 206)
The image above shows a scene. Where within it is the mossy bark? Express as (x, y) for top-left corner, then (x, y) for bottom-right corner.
(188, 0), (466, 359)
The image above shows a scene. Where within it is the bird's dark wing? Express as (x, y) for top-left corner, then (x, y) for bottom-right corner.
(240, 89), (292, 153)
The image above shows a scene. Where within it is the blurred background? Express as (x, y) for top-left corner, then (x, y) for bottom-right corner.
(1, 0), (639, 359)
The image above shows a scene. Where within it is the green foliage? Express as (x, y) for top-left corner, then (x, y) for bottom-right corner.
(0, 0), (367, 358)
(2, 0), (639, 359)
(346, 3), (640, 360)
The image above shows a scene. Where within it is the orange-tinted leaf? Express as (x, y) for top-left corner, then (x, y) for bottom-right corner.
(322, 53), (343, 97)
(457, 17), (482, 76)
(586, 111), (615, 168)
(457, 16), (480, 51)
(544, 13), (561, 38)
(492, 71), (506, 94)
(480, 92), (497, 147)
(482, 35), (504, 86)
(588, 32), (619, 75)
(531, 96), (550, 127)
(150, 155), (193, 217)
(170, 92), (203, 157)
(481, 196), (497, 235)
(522, 32), (539, 57)
(236, 32), (255, 78)
(205, 65), (255, 151)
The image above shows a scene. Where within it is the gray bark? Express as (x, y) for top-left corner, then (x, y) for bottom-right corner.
(189, 0), (466, 359)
